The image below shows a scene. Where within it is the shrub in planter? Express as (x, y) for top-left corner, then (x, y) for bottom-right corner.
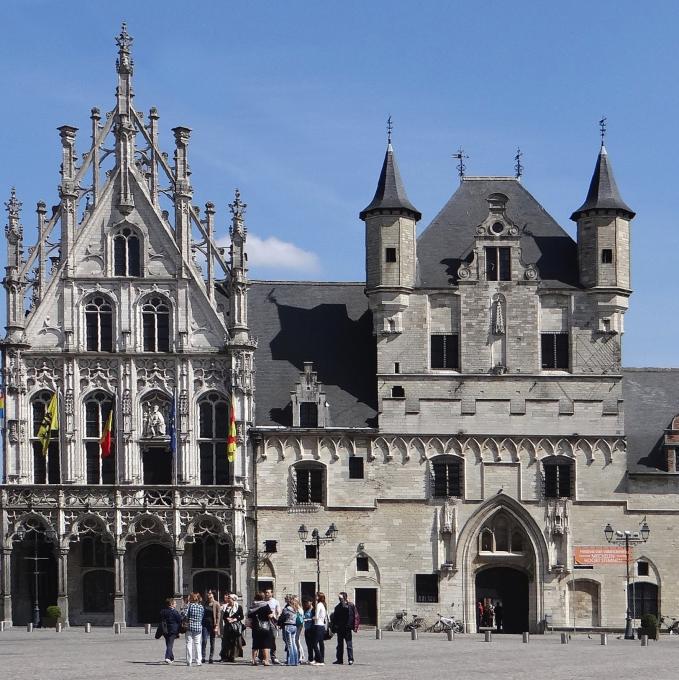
(639, 613), (659, 640)
(44, 605), (62, 628)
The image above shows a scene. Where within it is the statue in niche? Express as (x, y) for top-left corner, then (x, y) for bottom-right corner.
(143, 403), (166, 438)
(493, 297), (505, 335)
(441, 499), (455, 534)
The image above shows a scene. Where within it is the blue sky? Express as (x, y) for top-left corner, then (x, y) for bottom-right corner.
(1, 1), (678, 367)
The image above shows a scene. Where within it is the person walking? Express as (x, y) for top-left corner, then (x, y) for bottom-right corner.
(159, 598), (182, 664)
(220, 594), (244, 662)
(184, 593), (204, 667)
(201, 590), (220, 663)
(279, 595), (299, 666)
(248, 591), (275, 666)
(302, 598), (316, 665)
(310, 591), (328, 665)
(332, 592), (359, 665)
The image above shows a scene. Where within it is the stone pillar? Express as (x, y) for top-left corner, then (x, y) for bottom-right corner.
(172, 549), (184, 599)
(1, 547), (13, 627)
(56, 547), (70, 627)
(113, 548), (127, 627)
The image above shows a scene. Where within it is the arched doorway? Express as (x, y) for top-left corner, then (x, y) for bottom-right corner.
(136, 544), (173, 624)
(475, 567), (529, 633)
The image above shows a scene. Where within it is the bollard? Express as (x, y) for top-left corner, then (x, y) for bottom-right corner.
(522, 632), (530, 643)
(85, 623), (92, 633)
(0, 621), (5, 632)
(375, 628), (382, 640)
(641, 635), (648, 647)
(411, 628), (418, 640)
(560, 632), (569, 644)
(27, 623), (33, 633)
(114, 622), (121, 635)
(56, 622), (62, 632)
(484, 630), (492, 643)
(446, 629), (454, 641)
(600, 633), (607, 646)
(144, 623), (151, 635)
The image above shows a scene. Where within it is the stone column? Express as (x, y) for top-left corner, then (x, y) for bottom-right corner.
(172, 548), (184, 599)
(113, 548), (127, 627)
(57, 547), (70, 627)
(1, 547), (13, 627)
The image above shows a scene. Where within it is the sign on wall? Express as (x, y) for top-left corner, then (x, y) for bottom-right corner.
(574, 545), (630, 565)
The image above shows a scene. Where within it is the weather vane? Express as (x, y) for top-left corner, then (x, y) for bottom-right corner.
(514, 147), (523, 179)
(387, 116), (393, 144)
(452, 147), (469, 179)
(599, 116), (607, 146)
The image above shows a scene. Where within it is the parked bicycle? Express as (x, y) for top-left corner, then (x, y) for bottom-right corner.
(403, 614), (425, 632)
(425, 606), (464, 634)
(660, 615), (679, 634)
(386, 609), (408, 631)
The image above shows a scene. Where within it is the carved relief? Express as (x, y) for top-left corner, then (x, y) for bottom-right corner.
(136, 358), (176, 391)
(193, 358), (229, 391)
(25, 357), (62, 391)
(79, 358), (119, 391)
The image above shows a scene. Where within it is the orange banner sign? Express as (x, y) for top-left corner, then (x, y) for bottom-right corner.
(574, 545), (631, 565)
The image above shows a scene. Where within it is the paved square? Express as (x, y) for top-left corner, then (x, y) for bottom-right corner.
(0, 628), (677, 680)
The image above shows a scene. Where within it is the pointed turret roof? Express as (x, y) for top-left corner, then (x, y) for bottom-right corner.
(570, 145), (635, 221)
(359, 143), (421, 221)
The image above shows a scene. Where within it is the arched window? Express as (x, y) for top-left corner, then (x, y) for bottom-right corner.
(85, 295), (113, 352)
(511, 530), (524, 553)
(480, 529), (494, 552)
(113, 226), (141, 276)
(292, 462), (325, 505)
(198, 392), (230, 485)
(431, 456), (463, 498)
(82, 570), (114, 612)
(494, 515), (509, 551)
(31, 390), (60, 484)
(478, 515), (527, 554)
(192, 535), (230, 569)
(543, 456), (574, 499)
(81, 535), (113, 567)
(84, 391), (115, 484)
(142, 296), (170, 352)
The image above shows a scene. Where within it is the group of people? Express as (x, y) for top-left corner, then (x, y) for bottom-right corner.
(158, 588), (360, 667)
(477, 598), (504, 631)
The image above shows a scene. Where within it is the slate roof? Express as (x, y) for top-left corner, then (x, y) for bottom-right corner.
(417, 177), (579, 289)
(247, 281), (377, 428)
(359, 144), (421, 221)
(570, 146), (635, 221)
(623, 368), (679, 472)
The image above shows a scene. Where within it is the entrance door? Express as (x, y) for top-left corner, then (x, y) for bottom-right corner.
(136, 544), (173, 624)
(193, 571), (231, 601)
(354, 588), (378, 627)
(143, 447), (172, 485)
(475, 567), (528, 633)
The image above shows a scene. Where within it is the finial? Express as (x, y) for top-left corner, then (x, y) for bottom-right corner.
(115, 22), (134, 73)
(599, 115), (607, 147)
(229, 188), (247, 222)
(452, 147), (469, 179)
(387, 115), (393, 145)
(5, 187), (22, 220)
(514, 147), (523, 179)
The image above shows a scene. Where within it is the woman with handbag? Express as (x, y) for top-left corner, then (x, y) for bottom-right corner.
(158, 598), (182, 664)
(248, 591), (275, 666)
(310, 591), (328, 665)
(220, 593), (244, 662)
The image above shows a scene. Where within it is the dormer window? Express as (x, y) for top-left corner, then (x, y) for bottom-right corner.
(291, 362), (328, 427)
(485, 246), (511, 281)
(490, 221), (505, 235)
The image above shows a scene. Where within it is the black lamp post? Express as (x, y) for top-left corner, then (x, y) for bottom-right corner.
(604, 521), (650, 640)
(20, 530), (50, 628)
(298, 523), (339, 593)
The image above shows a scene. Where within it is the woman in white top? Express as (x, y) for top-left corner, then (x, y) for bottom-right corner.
(310, 592), (327, 665)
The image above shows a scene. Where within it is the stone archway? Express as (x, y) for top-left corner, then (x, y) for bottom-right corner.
(476, 566), (529, 633)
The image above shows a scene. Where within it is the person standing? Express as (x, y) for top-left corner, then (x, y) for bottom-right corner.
(248, 592), (275, 666)
(302, 598), (316, 665)
(310, 591), (328, 666)
(220, 594), (244, 662)
(292, 595), (306, 664)
(332, 592), (359, 665)
(185, 593), (204, 667)
(279, 595), (299, 666)
(264, 587), (282, 664)
(201, 590), (220, 664)
(494, 601), (503, 632)
(159, 598), (182, 664)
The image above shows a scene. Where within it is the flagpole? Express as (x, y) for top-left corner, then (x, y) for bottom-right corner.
(173, 389), (178, 487)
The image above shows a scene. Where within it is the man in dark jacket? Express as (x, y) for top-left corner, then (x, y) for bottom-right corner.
(332, 592), (360, 665)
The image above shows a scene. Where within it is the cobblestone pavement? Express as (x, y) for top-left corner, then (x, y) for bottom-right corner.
(1, 628), (677, 680)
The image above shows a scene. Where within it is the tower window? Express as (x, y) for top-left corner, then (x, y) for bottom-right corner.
(385, 247), (397, 263)
(431, 334), (459, 369)
(299, 402), (319, 428)
(85, 296), (114, 352)
(541, 332), (569, 370)
(601, 249), (613, 264)
(142, 296), (170, 352)
(543, 458), (574, 498)
(348, 456), (364, 479)
(391, 385), (405, 398)
(485, 246), (511, 281)
(113, 226), (141, 276)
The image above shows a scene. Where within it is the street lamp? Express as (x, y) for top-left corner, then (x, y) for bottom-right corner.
(298, 523), (339, 593)
(604, 520), (650, 640)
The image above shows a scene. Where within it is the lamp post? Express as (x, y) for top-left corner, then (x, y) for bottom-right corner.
(604, 521), (650, 640)
(298, 523), (339, 593)
(21, 530), (50, 628)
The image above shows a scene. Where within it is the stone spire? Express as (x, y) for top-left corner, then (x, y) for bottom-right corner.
(228, 189), (250, 339)
(3, 188), (27, 341)
(115, 22), (136, 213)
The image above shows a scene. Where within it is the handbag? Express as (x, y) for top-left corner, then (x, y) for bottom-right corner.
(179, 617), (188, 634)
(323, 626), (334, 641)
(154, 623), (163, 640)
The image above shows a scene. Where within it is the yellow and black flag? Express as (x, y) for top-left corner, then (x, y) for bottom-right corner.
(37, 392), (59, 455)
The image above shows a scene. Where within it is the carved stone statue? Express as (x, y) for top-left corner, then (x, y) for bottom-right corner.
(143, 403), (166, 438)
(441, 499), (455, 534)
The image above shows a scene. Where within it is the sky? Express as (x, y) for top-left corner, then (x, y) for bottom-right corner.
(1, 0), (678, 367)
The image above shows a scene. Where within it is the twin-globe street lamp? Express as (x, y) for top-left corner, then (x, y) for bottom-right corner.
(298, 523), (339, 593)
(603, 521), (650, 640)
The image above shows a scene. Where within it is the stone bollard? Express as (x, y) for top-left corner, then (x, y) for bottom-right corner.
(560, 633), (569, 644)
(375, 628), (382, 640)
(641, 635), (649, 647)
(114, 622), (122, 635)
(85, 623), (92, 633)
(446, 629), (454, 641)
(484, 630), (492, 643)
(411, 628), (418, 640)
(600, 633), (607, 646)
(0, 621), (5, 632)
(144, 623), (151, 635)
(56, 622), (62, 632)
(27, 623), (33, 633)
(522, 632), (530, 643)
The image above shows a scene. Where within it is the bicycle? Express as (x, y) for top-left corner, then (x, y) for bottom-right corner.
(385, 610), (408, 631)
(660, 615), (679, 635)
(403, 614), (425, 632)
(425, 607), (464, 634)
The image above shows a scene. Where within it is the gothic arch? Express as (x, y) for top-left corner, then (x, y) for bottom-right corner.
(179, 512), (232, 550)
(6, 511), (57, 549)
(121, 512), (172, 548)
(343, 550), (381, 585)
(63, 511), (115, 548)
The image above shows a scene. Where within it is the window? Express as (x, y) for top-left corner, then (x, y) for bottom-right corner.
(479, 514), (526, 553)
(431, 334), (459, 369)
(113, 226), (141, 276)
(628, 582), (658, 618)
(82, 570), (114, 613)
(84, 391), (115, 485)
(432, 458), (463, 497)
(299, 402), (318, 428)
(541, 333), (569, 370)
(485, 246), (511, 281)
(356, 556), (369, 572)
(142, 296), (170, 352)
(394, 362), (400, 374)
(305, 544), (317, 559)
(637, 561), (650, 577)
(391, 386), (405, 398)
(85, 296), (113, 352)
(31, 390), (60, 484)
(385, 247), (397, 263)
(601, 249), (613, 264)
(198, 392), (230, 485)
(349, 456), (364, 479)
(543, 458), (574, 498)
(295, 465), (324, 504)
(415, 574), (439, 603)
(192, 535), (230, 569)
(480, 529), (493, 551)
(81, 536), (113, 568)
